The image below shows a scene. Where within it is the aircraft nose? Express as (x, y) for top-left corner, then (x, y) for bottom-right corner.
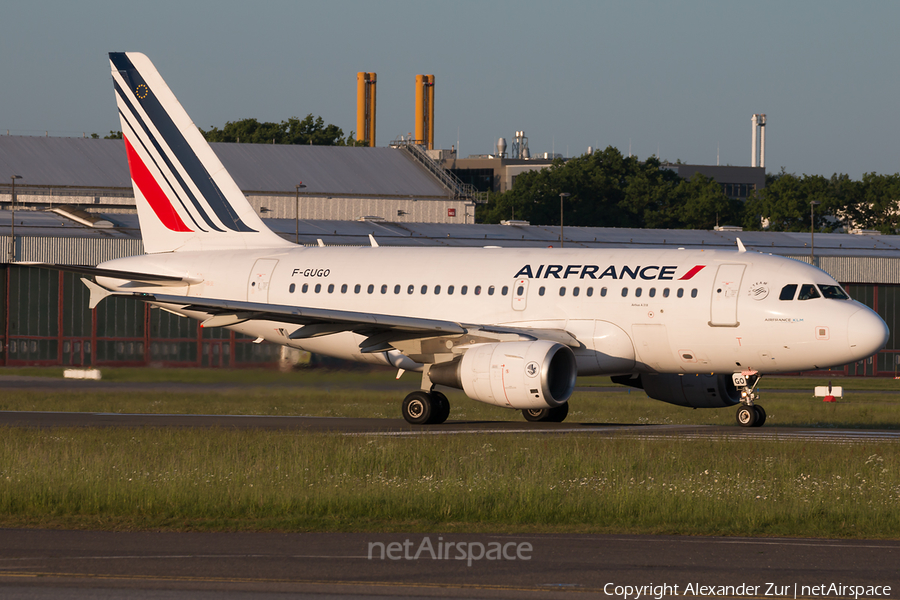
(848, 307), (889, 360)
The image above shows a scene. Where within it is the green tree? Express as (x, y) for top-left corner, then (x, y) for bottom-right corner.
(201, 115), (362, 146)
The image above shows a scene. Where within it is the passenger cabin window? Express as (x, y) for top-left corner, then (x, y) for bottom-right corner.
(601, 287), (607, 297)
(779, 284), (797, 301)
(289, 283), (296, 293)
(475, 286), (482, 295)
(819, 284), (849, 300)
(586, 287), (593, 297)
(635, 288), (642, 298)
(314, 284), (321, 293)
(539, 287), (546, 296)
(501, 286), (509, 296)
(302, 283), (309, 293)
(621, 288), (628, 297)
(408, 285), (414, 294)
(488, 286), (495, 296)
(448, 285), (455, 295)
(461, 285), (468, 295)
(677, 289), (684, 298)
(798, 284), (821, 300)
(341, 284), (347, 294)
(421, 285), (428, 294)
(355, 284), (361, 294)
(434, 285), (441, 295)
(381, 284), (388, 294)
(367, 284), (374, 294)
(573, 287), (580, 297)
(559, 287), (566, 297)
(648, 288), (656, 298)
(394, 285), (401, 294)
(691, 288), (698, 298)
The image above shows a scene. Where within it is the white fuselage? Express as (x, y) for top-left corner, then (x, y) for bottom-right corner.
(96, 245), (889, 377)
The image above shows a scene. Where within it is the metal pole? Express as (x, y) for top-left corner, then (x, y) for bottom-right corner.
(295, 182), (306, 244)
(9, 175), (21, 263)
(559, 193), (570, 248)
(810, 200), (820, 262)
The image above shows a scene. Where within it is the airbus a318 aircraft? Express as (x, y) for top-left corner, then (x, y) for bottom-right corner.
(57, 52), (890, 427)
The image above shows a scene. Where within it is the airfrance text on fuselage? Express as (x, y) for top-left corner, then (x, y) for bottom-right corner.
(513, 265), (704, 281)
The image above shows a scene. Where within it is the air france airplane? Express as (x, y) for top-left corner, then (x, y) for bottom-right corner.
(63, 53), (890, 427)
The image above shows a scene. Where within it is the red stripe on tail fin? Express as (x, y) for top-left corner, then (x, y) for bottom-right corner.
(124, 137), (192, 233)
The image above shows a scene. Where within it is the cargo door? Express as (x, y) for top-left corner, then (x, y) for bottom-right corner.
(247, 259), (279, 303)
(709, 264), (745, 327)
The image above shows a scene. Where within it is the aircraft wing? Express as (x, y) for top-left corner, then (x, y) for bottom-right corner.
(90, 288), (580, 360)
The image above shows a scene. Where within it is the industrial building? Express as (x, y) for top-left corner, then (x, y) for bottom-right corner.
(0, 136), (478, 224)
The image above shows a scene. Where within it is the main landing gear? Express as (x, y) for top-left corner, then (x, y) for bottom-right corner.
(401, 390), (450, 425)
(522, 403), (569, 423)
(733, 371), (766, 428)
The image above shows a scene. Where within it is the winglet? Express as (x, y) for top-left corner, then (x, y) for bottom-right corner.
(369, 234), (379, 248)
(81, 278), (114, 309)
(736, 237), (747, 253)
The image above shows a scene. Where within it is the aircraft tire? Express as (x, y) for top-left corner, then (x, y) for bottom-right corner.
(521, 403), (569, 423)
(429, 391), (450, 425)
(752, 405), (767, 427)
(736, 405), (757, 428)
(402, 391), (434, 425)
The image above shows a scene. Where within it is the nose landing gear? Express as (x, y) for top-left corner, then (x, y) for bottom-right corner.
(733, 371), (766, 428)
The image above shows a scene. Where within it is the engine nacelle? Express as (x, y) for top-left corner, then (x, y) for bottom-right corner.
(430, 341), (577, 410)
(614, 373), (741, 408)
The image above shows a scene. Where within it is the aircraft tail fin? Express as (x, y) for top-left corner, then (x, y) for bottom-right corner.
(109, 52), (291, 253)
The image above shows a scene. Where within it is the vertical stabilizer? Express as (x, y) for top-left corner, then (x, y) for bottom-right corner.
(109, 52), (292, 253)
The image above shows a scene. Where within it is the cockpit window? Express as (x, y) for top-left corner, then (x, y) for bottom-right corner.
(779, 284), (797, 301)
(819, 284), (850, 300)
(797, 284), (821, 300)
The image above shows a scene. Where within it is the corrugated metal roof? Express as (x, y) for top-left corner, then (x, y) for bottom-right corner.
(0, 136), (451, 199)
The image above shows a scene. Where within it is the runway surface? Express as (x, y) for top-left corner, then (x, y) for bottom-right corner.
(1, 530), (898, 599)
(1, 409), (899, 444)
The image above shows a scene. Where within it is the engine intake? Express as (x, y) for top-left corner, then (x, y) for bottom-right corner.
(430, 341), (577, 409)
(612, 373), (741, 408)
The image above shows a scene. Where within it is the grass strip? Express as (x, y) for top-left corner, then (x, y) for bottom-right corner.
(1, 427), (897, 538)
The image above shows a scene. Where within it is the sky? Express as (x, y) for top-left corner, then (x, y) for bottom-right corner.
(2, 1), (899, 180)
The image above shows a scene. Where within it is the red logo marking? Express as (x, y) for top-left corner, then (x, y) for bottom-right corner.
(678, 265), (706, 280)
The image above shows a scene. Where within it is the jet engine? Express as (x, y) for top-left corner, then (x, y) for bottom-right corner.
(612, 373), (741, 408)
(429, 341), (577, 410)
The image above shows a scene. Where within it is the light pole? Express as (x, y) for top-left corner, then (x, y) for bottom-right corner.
(810, 200), (820, 262)
(559, 192), (570, 247)
(9, 175), (21, 263)
(295, 182), (306, 244)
